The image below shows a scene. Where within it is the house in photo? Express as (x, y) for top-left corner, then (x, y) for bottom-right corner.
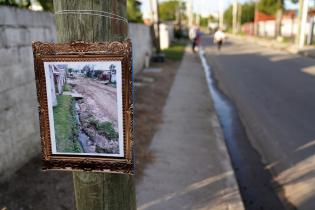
(84, 64), (117, 84)
(48, 64), (67, 107)
(109, 64), (117, 83)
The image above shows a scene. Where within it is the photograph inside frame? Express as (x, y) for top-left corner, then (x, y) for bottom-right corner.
(44, 60), (124, 157)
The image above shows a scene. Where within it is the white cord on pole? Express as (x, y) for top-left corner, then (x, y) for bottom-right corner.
(55, 10), (128, 24)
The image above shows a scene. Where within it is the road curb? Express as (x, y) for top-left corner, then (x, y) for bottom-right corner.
(198, 47), (245, 210)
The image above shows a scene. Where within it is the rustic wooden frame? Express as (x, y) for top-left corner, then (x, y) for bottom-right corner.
(32, 40), (134, 174)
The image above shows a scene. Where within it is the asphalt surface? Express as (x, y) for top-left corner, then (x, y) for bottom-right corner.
(202, 35), (315, 210)
(200, 47), (289, 210)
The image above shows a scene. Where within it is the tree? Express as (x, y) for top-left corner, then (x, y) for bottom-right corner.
(159, 0), (180, 21)
(257, 0), (278, 15)
(257, 0), (289, 37)
(199, 15), (209, 27)
(224, 5), (233, 27)
(127, 0), (143, 23)
(0, 0), (30, 8)
(224, 2), (255, 29)
(36, 0), (53, 11)
(241, 2), (255, 24)
(0, 0), (54, 11)
(209, 15), (218, 22)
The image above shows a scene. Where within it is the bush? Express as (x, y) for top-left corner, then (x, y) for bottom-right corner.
(96, 122), (119, 140)
(87, 117), (119, 140)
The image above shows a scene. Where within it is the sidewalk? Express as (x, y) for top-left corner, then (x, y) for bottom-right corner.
(136, 47), (244, 210)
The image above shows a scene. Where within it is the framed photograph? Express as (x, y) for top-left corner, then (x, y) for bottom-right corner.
(32, 41), (134, 174)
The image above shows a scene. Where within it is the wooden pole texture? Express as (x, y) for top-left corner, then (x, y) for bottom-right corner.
(53, 1), (136, 210)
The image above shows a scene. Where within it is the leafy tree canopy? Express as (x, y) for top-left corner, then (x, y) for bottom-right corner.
(0, 0), (30, 8)
(159, 0), (180, 21)
(224, 5), (233, 27)
(241, 2), (255, 24)
(224, 2), (255, 27)
(127, 0), (143, 23)
(258, 0), (278, 15)
(199, 15), (209, 27)
(0, 0), (53, 11)
(36, 0), (53, 11)
(257, 0), (300, 15)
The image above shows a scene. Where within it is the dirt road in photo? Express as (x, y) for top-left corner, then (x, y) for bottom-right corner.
(73, 77), (118, 129)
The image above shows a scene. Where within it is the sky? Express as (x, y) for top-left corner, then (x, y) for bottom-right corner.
(140, 0), (300, 18)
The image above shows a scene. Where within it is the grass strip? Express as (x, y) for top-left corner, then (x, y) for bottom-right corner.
(162, 43), (186, 61)
(53, 95), (83, 153)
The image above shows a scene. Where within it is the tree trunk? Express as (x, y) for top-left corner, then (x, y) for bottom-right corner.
(53, 1), (136, 210)
(232, 0), (238, 34)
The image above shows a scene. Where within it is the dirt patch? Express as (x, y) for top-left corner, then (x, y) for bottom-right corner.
(73, 77), (118, 128)
(134, 59), (181, 181)
(0, 157), (75, 210)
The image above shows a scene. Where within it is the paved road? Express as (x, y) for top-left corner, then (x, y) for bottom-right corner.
(203, 35), (315, 210)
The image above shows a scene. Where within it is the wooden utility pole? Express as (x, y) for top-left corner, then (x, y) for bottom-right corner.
(232, 0), (238, 34)
(296, 0), (309, 48)
(186, 0), (193, 27)
(53, 1), (136, 210)
(178, 0), (182, 32)
(254, 0), (259, 36)
(219, 0), (224, 29)
(274, 0), (283, 38)
(154, 0), (161, 53)
(237, 3), (242, 33)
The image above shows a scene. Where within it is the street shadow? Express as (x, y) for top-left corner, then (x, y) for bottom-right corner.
(202, 34), (315, 209)
(137, 171), (242, 210)
(0, 155), (75, 210)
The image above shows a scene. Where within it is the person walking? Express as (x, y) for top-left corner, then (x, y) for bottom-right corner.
(190, 25), (201, 53)
(214, 28), (225, 50)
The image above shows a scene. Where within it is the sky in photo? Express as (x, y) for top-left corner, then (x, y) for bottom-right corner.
(58, 61), (121, 71)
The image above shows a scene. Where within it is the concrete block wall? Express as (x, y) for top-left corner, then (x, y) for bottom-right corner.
(129, 23), (152, 75)
(0, 7), (152, 180)
(0, 6), (56, 180)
